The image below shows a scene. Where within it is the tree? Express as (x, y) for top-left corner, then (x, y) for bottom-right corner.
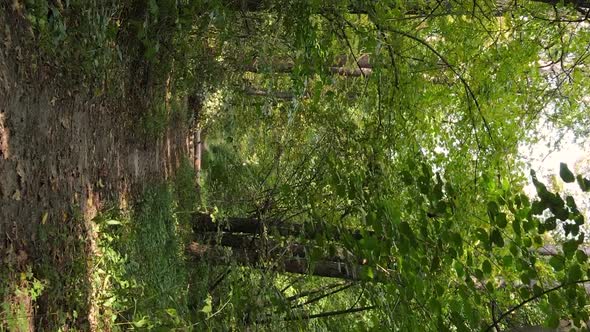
(184, 0), (590, 330)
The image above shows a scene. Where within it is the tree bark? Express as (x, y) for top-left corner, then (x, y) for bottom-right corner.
(186, 241), (366, 279)
(203, 232), (364, 264)
(192, 212), (372, 242)
(193, 213), (590, 256)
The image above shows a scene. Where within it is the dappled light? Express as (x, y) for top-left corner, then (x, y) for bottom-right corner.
(2, 1), (590, 331)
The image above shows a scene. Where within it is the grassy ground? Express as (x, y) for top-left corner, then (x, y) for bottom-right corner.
(0, 157), (210, 331)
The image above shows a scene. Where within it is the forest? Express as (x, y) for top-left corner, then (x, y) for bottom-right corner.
(1, 0), (590, 331)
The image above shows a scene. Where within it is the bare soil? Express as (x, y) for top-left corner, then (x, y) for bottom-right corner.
(0, 5), (191, 330)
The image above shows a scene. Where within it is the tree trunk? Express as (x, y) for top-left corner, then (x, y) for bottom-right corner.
(203, 232), (364, 264)
(243, 54), (372, 76)
(193, 212), (372, 242)
(186, 241), (367, 280)
(224, 0), (590, 14)
(194, 127), (201, 185)
(245, 88), (294, 100)
(193, 213), (590, 256)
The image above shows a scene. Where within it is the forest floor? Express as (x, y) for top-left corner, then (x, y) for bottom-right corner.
(0, 6), (192, 330)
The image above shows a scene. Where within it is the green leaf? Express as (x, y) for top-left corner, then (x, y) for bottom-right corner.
(543, 217), (557, 231)
(148, 0), (159, 15)
(399, 222), (415, 242)
(575, 250), (587, 263)
(450, 232), (463, 248)
(366, 211), (377, 227)
(434, 200), (448, 215)
(530, 201), (544, 216)
(567, 264), (583, 283)
(421, 163), (432, 178)
(482, 260), (492, 275)
(496, 213), (507, 228)
(523, 237), (532, 248)
(545, 311), (560, 328)
(549, 255), (565, 271)
(105, 219), (122, 225)
(474, 269), (484, 280)
(201, 294), (213, 314)
(552, 206), (569, 221)
(510, 243), (520, 257)
(165, 308), (178, 317)
(565, 195), (578, 211)
(490, 229), (504, 247)
(559, 162), (575, 183)
(512, 218), (521, 235)
(400, 170), (413, 185)
(428, 298), (441, 314)
(133, 317), (149, 328)
(523, 218), (535, 232)
(563, 240), (578, 258)
(430, 255), (440, 272)
(548, 292), (562, 308)
(487, 201), (499, 220)
(363, 266), (375, 280)
(519, 287), (530, 299)
(576, 175), (590, 192)
(502, 255), (513, 267)
(454, 261), (464, 278)
(475, 228), (489, 246)
(574, 214), (585, 225)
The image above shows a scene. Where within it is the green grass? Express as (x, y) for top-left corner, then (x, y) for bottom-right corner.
(126, 184), (190, 328)
(91, 157), (211, 330)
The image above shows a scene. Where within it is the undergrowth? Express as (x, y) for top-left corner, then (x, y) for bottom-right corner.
(0, 157), (212, 331)
(0, 266), (45, 332)
(94, 185), (191, 330)
(90, 157), (211, 330)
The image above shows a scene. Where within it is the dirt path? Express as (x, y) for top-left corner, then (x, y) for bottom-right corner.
(0, 6), (191, 330)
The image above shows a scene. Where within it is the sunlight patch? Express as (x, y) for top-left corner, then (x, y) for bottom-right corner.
(0, 109), (9, 159)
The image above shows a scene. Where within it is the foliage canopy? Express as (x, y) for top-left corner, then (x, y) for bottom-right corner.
(8, 0), (590, 330)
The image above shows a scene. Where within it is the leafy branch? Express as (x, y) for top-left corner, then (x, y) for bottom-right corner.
(485, 278), (590, 331)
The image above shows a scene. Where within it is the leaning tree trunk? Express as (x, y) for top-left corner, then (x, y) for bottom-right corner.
(223, 0), (590, 14)
(186, 241), (371, 280)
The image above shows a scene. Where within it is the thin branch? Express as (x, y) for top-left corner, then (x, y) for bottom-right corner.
(386, 27), (494, 145)
(324, 14), (367, 79)
(286, 282), (348, 302)
(490, 300), (501, 332)
(485, 279), (590, 331)
(348, 285), (365, 310)
(280, 276), (306, 293)
(291, 282), (354, 309)
(274, 305), (376, 323)
(209, 267), (232, 293)
(364, 6), (495, 144)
